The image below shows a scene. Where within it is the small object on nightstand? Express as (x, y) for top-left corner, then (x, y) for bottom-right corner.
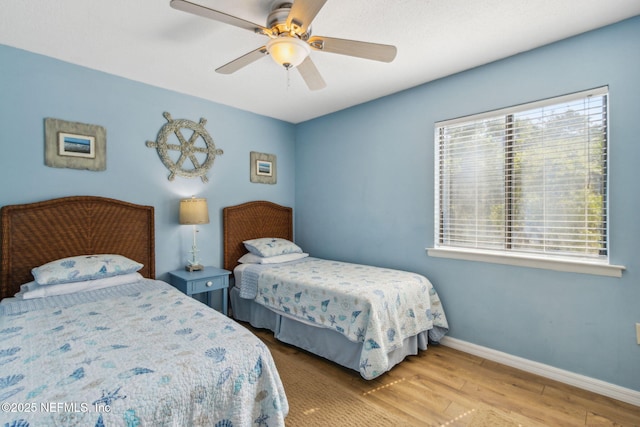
(168, 266), (231, 316)
(179, 196), (209, 271)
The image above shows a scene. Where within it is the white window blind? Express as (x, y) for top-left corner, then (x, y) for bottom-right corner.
(435, 87), (609, 262)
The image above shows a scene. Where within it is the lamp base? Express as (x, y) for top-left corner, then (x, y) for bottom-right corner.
(185, 263), (204, 272)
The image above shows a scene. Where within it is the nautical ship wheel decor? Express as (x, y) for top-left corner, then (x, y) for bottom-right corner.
(146, 112), (223, 182)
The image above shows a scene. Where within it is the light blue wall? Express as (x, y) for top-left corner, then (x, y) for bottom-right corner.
(0, 44), (296, 281)
(295, 17), (640, 392)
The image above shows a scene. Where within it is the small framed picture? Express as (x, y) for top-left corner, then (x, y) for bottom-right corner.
(45, 118), (106, 171)
(250, 151), (277, 184)
(58, 132), (96, 158)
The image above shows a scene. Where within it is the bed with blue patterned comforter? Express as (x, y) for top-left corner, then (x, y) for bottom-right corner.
(240, 257), (448, 379)
(0, 279), (288, 427)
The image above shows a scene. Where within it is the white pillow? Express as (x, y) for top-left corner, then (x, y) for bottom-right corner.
(17, 272), (143, 299)
(32, 254), (143, 285)
(238, 252), (309, 264)
(243, 238), (303, 258)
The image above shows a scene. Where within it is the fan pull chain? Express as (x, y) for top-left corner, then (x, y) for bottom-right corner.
(286, 68), (291, 90)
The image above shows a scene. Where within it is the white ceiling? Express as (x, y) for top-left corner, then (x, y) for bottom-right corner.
(2, 1), (639, 124)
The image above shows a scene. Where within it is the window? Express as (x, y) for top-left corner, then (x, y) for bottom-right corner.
(431, 87), (622, 276)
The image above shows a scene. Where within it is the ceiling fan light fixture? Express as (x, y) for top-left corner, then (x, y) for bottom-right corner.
(266, 37), (310, 69)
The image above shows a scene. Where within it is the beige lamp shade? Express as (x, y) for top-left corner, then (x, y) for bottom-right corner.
(179, 197), (210, 225)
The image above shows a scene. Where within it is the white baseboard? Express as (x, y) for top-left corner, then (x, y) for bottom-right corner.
(439, 336), (640, 407)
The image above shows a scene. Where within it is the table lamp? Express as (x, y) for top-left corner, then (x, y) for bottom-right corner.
(179, 196), (209, 271)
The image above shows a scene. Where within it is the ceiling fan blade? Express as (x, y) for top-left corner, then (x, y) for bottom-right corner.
(215, 46), (269, 74)
(287, 0), (328, 34)
(297, 56), (326, 91)
(308, 36), (397, 63)
(170, 0), (269, 34)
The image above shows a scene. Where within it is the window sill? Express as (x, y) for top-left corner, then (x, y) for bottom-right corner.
(426, 247), (625, 278)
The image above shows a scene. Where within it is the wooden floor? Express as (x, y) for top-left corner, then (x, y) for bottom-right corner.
(247, 324), (640, 426)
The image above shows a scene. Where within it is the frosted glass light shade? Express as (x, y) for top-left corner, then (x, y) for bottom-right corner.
(266, 37), (310, 69)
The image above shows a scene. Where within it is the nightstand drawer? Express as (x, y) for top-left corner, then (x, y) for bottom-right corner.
(189, 275), (227, 294)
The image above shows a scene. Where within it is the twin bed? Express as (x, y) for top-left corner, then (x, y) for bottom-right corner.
(223, 201), (448, 380)
(0, 196), (287, 427)
(0, 196), (448, 426)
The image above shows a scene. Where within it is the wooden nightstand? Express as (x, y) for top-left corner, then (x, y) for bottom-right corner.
(168, 266), (231, 316)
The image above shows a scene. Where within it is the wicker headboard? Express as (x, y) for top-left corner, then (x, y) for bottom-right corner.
(223, 201), (293, 271)
(0, 196), (155, 299)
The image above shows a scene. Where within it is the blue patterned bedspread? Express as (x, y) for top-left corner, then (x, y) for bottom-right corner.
(240, 258), (448, 379)
(0, 279), (288, 427)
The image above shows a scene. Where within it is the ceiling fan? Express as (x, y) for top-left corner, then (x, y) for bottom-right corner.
(169, 0), (397, 90)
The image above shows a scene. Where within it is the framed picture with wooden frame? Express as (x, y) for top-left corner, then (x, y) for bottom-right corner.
(250, 151), (277, 184)
(44, 118), (106, 171)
